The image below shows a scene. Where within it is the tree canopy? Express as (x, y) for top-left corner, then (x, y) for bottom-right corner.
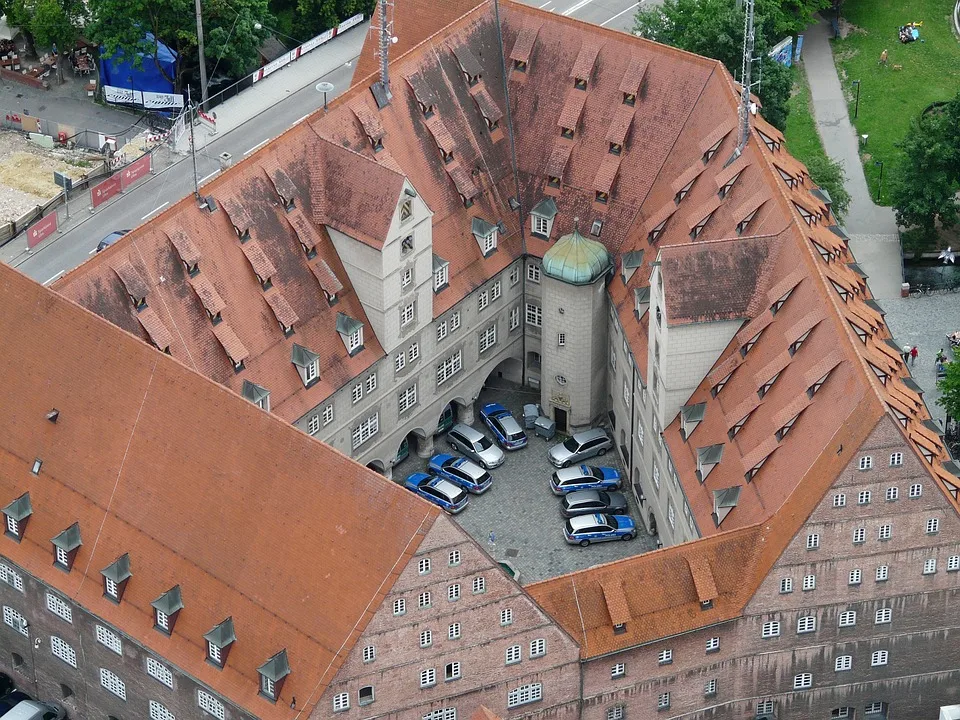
(890, 94), (960, 254)
(634, 0), (829, 129)
(32, 0), (81, 82)
(938, 354), (960, 422)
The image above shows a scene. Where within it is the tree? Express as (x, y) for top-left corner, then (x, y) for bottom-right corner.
(293, 0), (371, 39)
(805, 154), (851, 220)
(634, 0), (827, 130)
(938, 357), (960, 422)
(31, 0), (80, 84)
(890, 100), (960, 255)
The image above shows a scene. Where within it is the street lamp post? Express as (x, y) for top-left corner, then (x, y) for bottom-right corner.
(874, 160), (884, 202)
(852, 79), (861, 119)
(316, 81), (334, 111)
(195, 0), (208, 108)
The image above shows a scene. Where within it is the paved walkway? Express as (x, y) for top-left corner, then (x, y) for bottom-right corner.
(802, 17), (903, 299)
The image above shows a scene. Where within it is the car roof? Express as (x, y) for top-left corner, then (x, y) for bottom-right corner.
(430, 453), (455, 464)
(564, 489), (603, 504)
(568, 514), (609, 530)
(2, 700), (49, 720)
(429, 477), (464, 497)
(407, 472), (431, 484)
(555, 465), (593, 481)
(482, 402), (507, 414)
(450, 423), (485, 441)
(573, 427), (608, 441)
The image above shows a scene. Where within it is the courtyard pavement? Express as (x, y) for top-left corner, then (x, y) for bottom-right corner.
(395, 381), (657, 585)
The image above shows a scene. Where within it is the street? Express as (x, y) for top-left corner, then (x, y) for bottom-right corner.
(5, 0), (643, 284)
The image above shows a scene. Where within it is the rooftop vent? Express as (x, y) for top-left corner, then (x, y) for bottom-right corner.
(46, 409), (59, 423)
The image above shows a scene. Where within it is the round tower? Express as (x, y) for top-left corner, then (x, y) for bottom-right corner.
(540, 220), (612, 432)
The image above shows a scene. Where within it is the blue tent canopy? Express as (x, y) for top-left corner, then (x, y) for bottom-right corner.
(99, 33), (177, 102)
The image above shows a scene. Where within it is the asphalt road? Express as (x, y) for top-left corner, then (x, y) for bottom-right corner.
(9, 0), (643, 285)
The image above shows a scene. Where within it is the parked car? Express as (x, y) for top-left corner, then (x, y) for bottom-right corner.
(428, 454), (492, 494)
(551, 465), (622, 495)
(548, 427), (613, 468)
(560, 489), (628, 518)
(446, 423), (504, 469)
(563, 513), (636, 546)
(403, 472), (469, 514)
(0, 693), (65, 720)
(95, 229), (130, 252)
(479, 403), (528, 450)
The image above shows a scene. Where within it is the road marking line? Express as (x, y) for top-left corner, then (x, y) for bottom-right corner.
(562, 0), (597, 15)
(600, 1), (640, 25)
(292, 113), (311, 126)
(43, 270), (64, 285)
(244, 138), (271, 156)
(200, 170), (219, 184)
(538, 0), (553, 7)
(88, 248), (97, 255)
(141, 202), (169, 221)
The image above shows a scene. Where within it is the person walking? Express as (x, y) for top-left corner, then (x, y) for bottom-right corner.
(910, 346), (919, 365)
(879, 49), (888, 66)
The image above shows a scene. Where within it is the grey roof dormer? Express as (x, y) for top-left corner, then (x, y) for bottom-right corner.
(336, 313), (365, 356)
(51, 522), (82, 570)
(151, 585), (184, 635)
(680, 402), (706, 439)
(291, 344), (321, 388)
(530, 197), (558, 220)
(101, 553), (132, 603)
(471, 217), (499, 256)
(712, 486), (741, 527)
(258, 649), (291, 701)
(3, 492), (32, 542)
(433, 254), (450, 293)
(529, 198), (558, 239)
(621, 250), (645, 284)
(242, 380), (271, 410)
(634, 286), (650, 318)
(205, 617), (237, 668)
(697, 444), (724, 483)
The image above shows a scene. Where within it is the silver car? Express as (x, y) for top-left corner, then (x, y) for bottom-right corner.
(548, 428), (613, 468)
(446, 423), (505, 469)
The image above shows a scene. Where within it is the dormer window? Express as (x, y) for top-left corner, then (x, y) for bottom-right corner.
(680, 403), (706, 440)
(794, 202), (816, 226)
(771, 288), (793, 315)
(472, 218), (499, 256)
(849, 321), (868, 343)
(441, 148), (454, 164)
(337, 313), (365, 356)
(776, 165), (799, 189)
(400, 199), (413, 223)
(3, 493), (32, 543)
(729, 413), (750, 440)
(745, 453), (772, 482)
(529, 198), (558, 239)
(691, 212), (713, 239)
(372, 137), (384, 152)
(592, 219), (603, 236)
(648, 218), (668, 244)
(776, 413), (802, 441)
(418, 100), (435, 118)
(204, 617), (236, 669)
(151, 585), (183, 635)
(741, 330), (762, 357)
(758, 371), (781, 399)
(718, 170), (743, 199)
(789, 329), (812, 356)
(242, 380), (271, 411)
(258, 650), (290, 703)
(547, 175), (561, 188)
(702, 138), (723, 164)
(831, 279), (851, 302)
(675, 178), (695, 205)
(623, 92), (636, 106)
(711, 370), (734, 397)
(737, 208), (758, 235)
(868, 362), (889, 386)
(807, 370), (832, 398)
(51, 523), (81, 572)
(613, 623), (626, 635)
(101, 553), (131, 603)
(596, 190), (609, 205)
(433, 255), (450, 293)
(291, 345), (321, 388)
(514, 59), (527, 72)
(561, 125), (574, 139)
(697, 445), (723, 482)
(609, 142), (622, 155)
(574, 76), (587, 90)
(756, 128), (781, 152)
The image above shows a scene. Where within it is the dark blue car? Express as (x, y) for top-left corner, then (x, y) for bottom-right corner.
(404, 472), (469, 514)
(480, 403), (528, 450)
(428, 453), (492, 494)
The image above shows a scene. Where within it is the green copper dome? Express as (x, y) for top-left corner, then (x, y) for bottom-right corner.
(541, 222), (612, 285)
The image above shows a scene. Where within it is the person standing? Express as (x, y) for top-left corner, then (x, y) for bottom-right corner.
(910, 346), (919, 365)
(879, 48), (888, 66)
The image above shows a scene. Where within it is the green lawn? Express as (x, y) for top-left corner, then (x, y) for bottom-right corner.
(784, 70), (824, 166)
(831, 0), (960, 204)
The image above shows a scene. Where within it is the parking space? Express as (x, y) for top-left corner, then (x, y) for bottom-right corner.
(394, 380), (657, 584)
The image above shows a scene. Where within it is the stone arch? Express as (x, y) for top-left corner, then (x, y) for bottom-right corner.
(482, 356), (523, 390)
(366, 460), (386, 475)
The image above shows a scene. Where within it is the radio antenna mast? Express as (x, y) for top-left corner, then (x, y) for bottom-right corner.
(373, 0), (394, 105)
(728, 0), (756, 165)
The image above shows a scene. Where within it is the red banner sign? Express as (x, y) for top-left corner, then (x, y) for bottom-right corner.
(91, 174), (122, 208)
(27, 212), (58, 249)
(120, 154), (151, 190)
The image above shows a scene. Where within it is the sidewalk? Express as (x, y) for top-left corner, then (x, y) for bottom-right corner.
(801, 16), (903, 299)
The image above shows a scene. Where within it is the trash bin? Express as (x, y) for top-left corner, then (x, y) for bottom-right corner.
(523, 403), (542, 429)
(219, 152), (233, 170)
(534, 415), (556, 440)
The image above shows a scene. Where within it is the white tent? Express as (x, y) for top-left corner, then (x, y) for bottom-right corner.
(0, 15), (22, 42)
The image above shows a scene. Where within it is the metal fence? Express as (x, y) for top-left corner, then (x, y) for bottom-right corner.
(0, 111), (144, 152)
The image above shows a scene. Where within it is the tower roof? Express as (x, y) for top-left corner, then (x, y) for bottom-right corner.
(541, 221), (611, 285)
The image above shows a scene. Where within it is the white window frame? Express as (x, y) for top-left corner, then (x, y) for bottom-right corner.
(352, 412), (380, 449)
(478, 290), (489, 312)
(806, 533), (820, 549)
(448, 550), (461, 566)
(451, 311), (461, 331)
(347, 327), (363, 352)
(859, 455), (873, 470)
(147, 657), (174, 688)
(333, 692), (350, 712)
(858, 490), (872, 505)
(472, 576), (486, 594)
(875, 608), (892, 624)
(506, 645), (521, 665)
(352, 383), (363, 404)
(853, 527), (866, 544)
(479, 324), (497, 354)
(510, 264), (521, 285)
(533, 215), (549, 235)
(793, 673), (812, 689)
(393, 598), (406, 616)
(949, 555), (960, 572)
(926, 517), (940, 534)
(401, 302), (416, 327)
(149, 700), (175, 720)
(99, 667), (126, 700)
(420, 629), (433, 648)
(849, 569), (862, 585)
(437, 321), (448, 342)
(658, 649), (673, 665)
(658, 692), (671, 709)
(706, 636), (720, 652)
(500, 608), (513, 625)
(510, 305), (520, 330)
(198, 691), (225, 720)
(886, 486), (899, 501)
(876, 565), (889, 581)
(890, 452), (903, 466)
(51, 636), (77, 667)
(96, 625), (122, 654)
(780, 578), (793, 594)
(878, 524), (891, 540)
(835, 655), (852, 672)
(761, 621), (780, 638)
(418, 557), (431, 575)
(45, 593), (72, 623)
(611, 662), (625, 679)
(366, 373), (377, 394)
(448, 584), (461, 601)
(909, 483), (923, 497)
(402, 267), (413, 289)
(525, 303), (542, 327)
(3, 606), (27, 636)
(527, 264), (541, 283)
(924, 558), (937, 574)
(434, 264), (449, 291)
(833, 493), (846, 507)
(530, 638), (546, 658)
(363, 645), (376, 663)
(871, 650), (888, 667)
(448, 623), (461, 640)
(507, 683), (543, 708)
(491, 280), (501, 301)
(395, 353), (406, 372)
(445, 662), (461, 681)
(803, 574), (816, 590)
(437, 350), (463, 386)
(420, 668), (437, 688)
(797, 615), (816, 633)
(0, 564), (24, 592)
(419, 591), (432, 609)
(838, 611), (857, 627)
(399, 384), (418, 415)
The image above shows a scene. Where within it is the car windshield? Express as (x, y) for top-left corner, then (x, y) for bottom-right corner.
(477, 436), (493, 450)
(587, 467), (603, 480)
(562, 437), (580, 452)
(444, 458), (458, 469)
(564, 520), (576, 534)
(609, 516), (621, 529)
(508, 430), (525, 441)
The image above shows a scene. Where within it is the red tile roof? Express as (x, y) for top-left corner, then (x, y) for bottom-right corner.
(0, 262), (440, 717)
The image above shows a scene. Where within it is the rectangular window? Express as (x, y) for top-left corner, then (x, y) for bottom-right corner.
(871, 650), (888, 667)
(875, 608), (892, 624)
(96, 625), (122, 654)
(333, 693), (350, 712)
(399, 384), (418, 415)
(393, 598), (406, 616)
(352, 383), (363, 404)
(890, 452), (903, 466)
(147, 657), (174, 688)
(401, 302), (416, 326)
(45, 593), (72, 623)
(420, 668), (437, 688)
(448, 550), (461, 566)
(418, 558), (431, 575)
(607, 706), (625, 720)
(491, 281), (501, 301)
(910, 483), (923, 498)
(926, 517), (940, 534)
(833, 493), (846, 507)
(396, 353), (406, 372)
(472, 576), (486, 594)
(761, 621), (780, 638)
(366, 373), (377, 393)
(806, 533), (820, 549)
(757, 701), (775, 715)
(853, 527), (866, 544)
(793, 673), (812, 689)
(706, 636), (720, 652)
(419, 591), (432, 609)
(199, 691), (225, 720)
(658, 649), (673, 665)
(949, 555), (960, 572)
(704, 679), (717, 696)
(876, 565), (889, 581)
(437, 322), (448, 342)
(437, 350), (463, 385)
(507, 683), (543, 708)
(859, 456), (873, 470)
(99, 668), (126, 700)
(402, 267), (413, 289)
(533, 216), (549, 235)
(409, 343), (420, 362)
(658, 692), (670, 709)
(424, 711), (457, 720)
(322, 404), (334, 426)
(445, 662), (461, 681)
(838, 611), (857, 627)
(510, 305), (520, 330)
(363, 645), (376, 663)
(448, 584), (460, 601)
(510, 265), (521, 285)
(780, 578), (793, 594)
(797, 615), (816, 633)
(435, 264), (449, 291)
(803, 574), (816, 591)
(451, 311), (461, 331)
(530, 638), (546, 658)
(420, 629), (432, 647)
(611, 663), (625, 679)
(478, 291), (489, 312)
(525, 303), (542, 327)
(859, 490), (872, 505)
(479, 324), (497, 354)
(886, 486), (898, 501)
(50, 636), (77, 667)
(448, 623), (461, 640)
(878, 524), (891, 540)
(527, 264), (541, 283)
(506, 645), (521, 664)
(924, 558), (937, 574)
(849, 569), (862, 585)
(0, 564), (24, 592)
(351, 413), (380, 449)
(500, 608), (513, 625)
(3, 606), (27, 636)
(149, 701), (175, 720)
(865, 702), (888, 715)
(835, 655), (852, 672)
